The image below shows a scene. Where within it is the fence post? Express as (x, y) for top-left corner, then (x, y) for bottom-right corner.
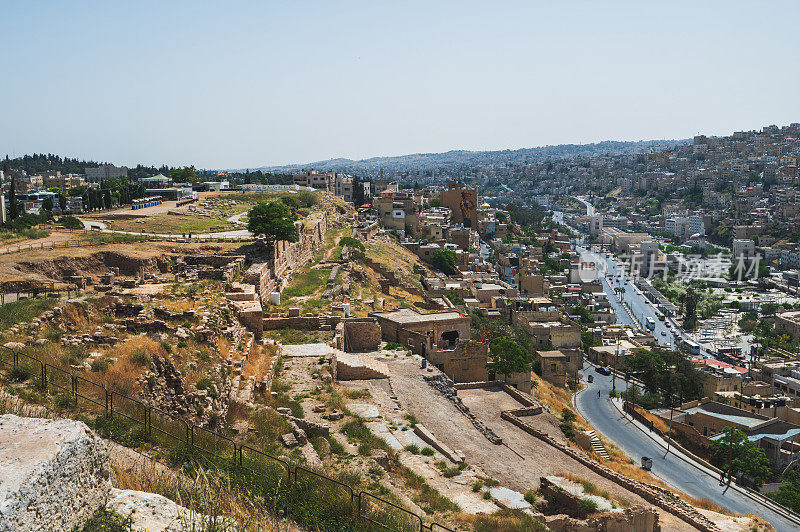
(71, 375), (78, 406)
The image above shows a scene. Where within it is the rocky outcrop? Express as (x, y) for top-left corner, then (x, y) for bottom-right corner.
(0, 415), (111, 532)
(107, 488), (227, 532)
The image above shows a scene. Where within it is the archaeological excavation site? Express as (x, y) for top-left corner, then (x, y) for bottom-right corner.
(0, 188), (772, 532)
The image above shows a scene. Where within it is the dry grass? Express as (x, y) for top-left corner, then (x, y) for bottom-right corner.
(218, 336), (232, 361)
(101, 336), (167, 395)
(242, 343), (276, 380)
(112, 454), (286, 531)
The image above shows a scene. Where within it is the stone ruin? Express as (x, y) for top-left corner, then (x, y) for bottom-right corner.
(0, 415), (219, 531)
(137, 354), (231, 427)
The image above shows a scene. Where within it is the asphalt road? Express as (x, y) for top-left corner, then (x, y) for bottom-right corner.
(578, 245), (677, 348)
(576, 366), (798, 531)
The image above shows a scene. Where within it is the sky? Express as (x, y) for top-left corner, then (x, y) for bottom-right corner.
(2, 1), (800, 169)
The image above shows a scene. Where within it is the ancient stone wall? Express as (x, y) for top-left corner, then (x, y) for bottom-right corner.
(499, 410), (720, 532)
(538, 477), (660, 531)
(336, 319), (382, 353)
(428, 340), (489, 383)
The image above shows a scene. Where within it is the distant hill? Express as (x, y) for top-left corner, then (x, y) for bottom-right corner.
(252, 139), (689, 175)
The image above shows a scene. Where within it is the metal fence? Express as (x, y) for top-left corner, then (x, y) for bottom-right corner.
(0, 345), (454, 532)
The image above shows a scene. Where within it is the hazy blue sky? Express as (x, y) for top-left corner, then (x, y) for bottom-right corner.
(3, 1), (799, 169)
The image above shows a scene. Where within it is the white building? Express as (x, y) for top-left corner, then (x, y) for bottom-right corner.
(665, 215), (705, 242)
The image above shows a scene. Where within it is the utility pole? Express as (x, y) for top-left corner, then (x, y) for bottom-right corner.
(612, 339), (619, 394)
(728, 428), (734, 484)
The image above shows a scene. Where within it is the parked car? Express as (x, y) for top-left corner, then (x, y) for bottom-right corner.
(596, 366), (611, 376)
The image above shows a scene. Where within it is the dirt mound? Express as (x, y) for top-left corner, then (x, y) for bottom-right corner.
(16, 251), (169, 281)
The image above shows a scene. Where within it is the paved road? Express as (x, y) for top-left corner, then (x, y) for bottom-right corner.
(576, 366), (798, 531)
(578, 245), (677, 348)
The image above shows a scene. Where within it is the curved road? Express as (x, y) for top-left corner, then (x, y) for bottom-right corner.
(576, 366), (798, 531)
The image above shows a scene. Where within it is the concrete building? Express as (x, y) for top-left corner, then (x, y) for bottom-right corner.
(139, 174), (172, 188)
(86, 164), (128, 181)
(293, 169), (335, 192)
(334, 174), (354, 202)
(665, 215), (705, 242)
(439, 181), (478, 229)
(732, 239), (756, 261)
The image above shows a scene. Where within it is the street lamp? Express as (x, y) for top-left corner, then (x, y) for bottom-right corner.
(665, 365), (677, 454)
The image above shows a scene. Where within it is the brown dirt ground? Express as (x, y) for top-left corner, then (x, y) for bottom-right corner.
(383, 356), (708, 531)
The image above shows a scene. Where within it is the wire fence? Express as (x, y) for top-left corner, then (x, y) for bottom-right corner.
(0, 345), (454, 532)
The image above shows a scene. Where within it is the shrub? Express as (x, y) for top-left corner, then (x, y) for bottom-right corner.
(77, 507), (134, 532)
(524, 489), (538, 505)
(384, 342), (405, 351)
(358, 442), (373, 456)
(405, 444), (420, 455)
(560, 421), (576, 442)
(482, 490), (492, 500)
(421, 446), (435, 456)
(57, 215), (84, 230)
(577, 497), (599, 517)
(160, 341), (172, 354)
(338, 236), (365, 251)
(54, 393), (74, 410)
(561, 408), (576, 423)
(130, 350), (151, 367)
(91, 358), (110, 372)
(327, 436), (345, 455)
(8, 365), (32, 383)
(177, 341), (188, 349)
(344, 388), (370, 399)
(471, 480), (484, 492)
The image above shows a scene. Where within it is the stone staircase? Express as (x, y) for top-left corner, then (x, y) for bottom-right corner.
(333, 351), (389, 380)
(587, 430), (610, 460)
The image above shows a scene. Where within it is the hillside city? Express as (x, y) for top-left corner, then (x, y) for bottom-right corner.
(3, 122), (800, 531)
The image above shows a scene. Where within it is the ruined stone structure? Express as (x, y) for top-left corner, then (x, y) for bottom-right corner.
(332, 351), (389, 380)
(427, 339), (488, 383)
(334, 319), (382, 353)
(244, 212), (330, 305)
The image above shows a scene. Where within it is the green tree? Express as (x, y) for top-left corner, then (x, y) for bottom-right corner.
(5, 158), (20, 221)
(430, 248), (457, 275)
(682, 287), (699, 330)
(352, 176), (367, 205)
(247, 201), (299, 255)
(487, 338), (534, 378)
(295, 190), (318, 208)
(709, 427), (771, 489)
(169, 165), (199, 183)
(770, 470), (800, 513)
(570, 306), (594, 324)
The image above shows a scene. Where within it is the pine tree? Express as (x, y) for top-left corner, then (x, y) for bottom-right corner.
(5, 158), (19, 221)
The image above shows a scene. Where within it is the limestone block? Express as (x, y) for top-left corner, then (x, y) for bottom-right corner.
(0, 415), (111, 532)
(107, 488), (229, 532)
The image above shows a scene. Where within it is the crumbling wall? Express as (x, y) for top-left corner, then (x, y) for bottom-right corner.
(427, 340), (488, 383)
(539, 477), (660, 532)
(338, 320), (381, 353)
